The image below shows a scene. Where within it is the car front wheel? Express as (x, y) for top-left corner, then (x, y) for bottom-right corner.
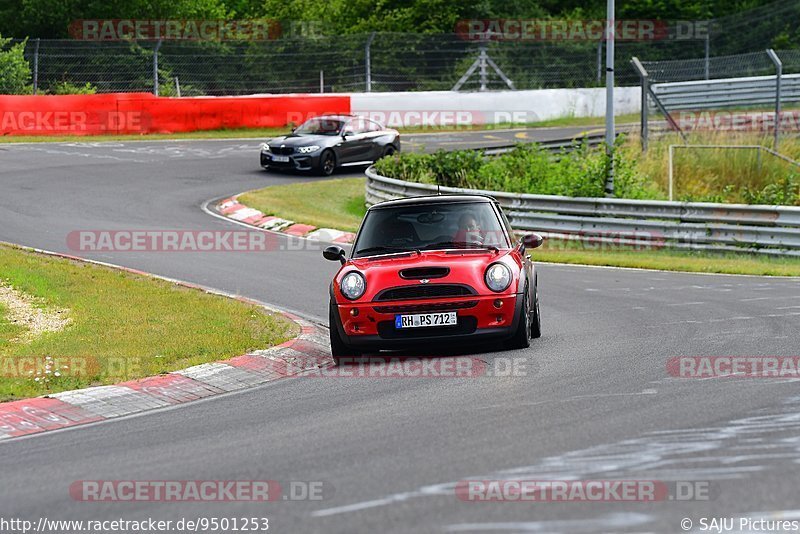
(318, 150), (336, 176)
(506, 286), (531, 350)
(329, 301), (361, 365)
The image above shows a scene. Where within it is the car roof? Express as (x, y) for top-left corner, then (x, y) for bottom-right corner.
(368, 194), (498, 210)
(307, 114), (356, 122)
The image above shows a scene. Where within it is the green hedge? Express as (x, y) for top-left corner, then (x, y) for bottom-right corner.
(374, 141), (663, 200)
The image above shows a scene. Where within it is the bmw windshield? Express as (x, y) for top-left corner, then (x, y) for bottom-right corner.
(353, 201), (510, 258)
(294, 118), (345, 136)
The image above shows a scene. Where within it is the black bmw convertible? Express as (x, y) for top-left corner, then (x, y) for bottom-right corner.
(260, 114), (401, 176)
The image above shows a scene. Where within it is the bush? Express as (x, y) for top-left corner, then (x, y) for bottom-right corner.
(0, 35), (31, 94)
(376, 140), (662, 200)
(48, 81), (97, 95)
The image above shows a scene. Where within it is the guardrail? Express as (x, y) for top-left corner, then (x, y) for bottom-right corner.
(365, 167), (800, 256)
(650, 73), (800, 111)
(478, 132), (607, 157)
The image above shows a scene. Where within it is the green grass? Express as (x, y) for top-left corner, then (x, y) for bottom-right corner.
(239, 177), (368, 232)
(0, 244), (298, 402)
(238, 177), (800, 276)
(534, 242), (800, 276)
(620, 132), (800, 204)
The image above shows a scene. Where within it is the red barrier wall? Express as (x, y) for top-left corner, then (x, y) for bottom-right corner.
(0, 93), (351, 136)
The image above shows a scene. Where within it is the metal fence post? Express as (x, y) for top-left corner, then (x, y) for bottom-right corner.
(631, 57), (649, 152)
(174, 77), (181, 97)
(766, 49), (782, 150)
(604, 0), (616, 197)
(32, 38), (40, 95)
(596, 39), (603, 84)
(704, 32), (710, 80)
(479, 45), (488, 91)
(153, 40), (162, 96)
(365, 32), (375, 92)
(320, 70), (324, 93)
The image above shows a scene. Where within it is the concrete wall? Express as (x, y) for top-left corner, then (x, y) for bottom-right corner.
(350, 87), (641, 127)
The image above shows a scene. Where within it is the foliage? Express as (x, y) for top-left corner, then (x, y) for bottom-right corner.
(376, 134), (799, 205)
(375, 139), (663, 200)
(48, 81), (97, 94)
(0, 34), (32, 94)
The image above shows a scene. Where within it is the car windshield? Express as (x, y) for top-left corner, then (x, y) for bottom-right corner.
(353, 201), (509, 258)
(294, 118), (344, 136)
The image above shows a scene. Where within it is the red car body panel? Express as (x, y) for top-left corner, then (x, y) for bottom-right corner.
(332, 249), (525, 337)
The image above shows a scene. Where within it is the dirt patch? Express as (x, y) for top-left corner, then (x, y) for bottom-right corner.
(0, 282), (71, 342)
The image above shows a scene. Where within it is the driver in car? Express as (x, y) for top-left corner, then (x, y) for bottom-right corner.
(453, 212), (484, 245)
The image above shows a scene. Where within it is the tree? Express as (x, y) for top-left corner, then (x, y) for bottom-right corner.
(0, 34), (32, 94)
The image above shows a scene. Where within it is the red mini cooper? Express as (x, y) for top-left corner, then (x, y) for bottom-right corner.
(323, 194), (543, 363)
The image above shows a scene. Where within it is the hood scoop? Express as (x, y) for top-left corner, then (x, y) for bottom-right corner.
(399, 267), (450, 280)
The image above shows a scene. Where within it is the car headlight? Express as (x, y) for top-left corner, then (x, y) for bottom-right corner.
(297, 145), (320, 154)
(340, 272), (366, 300)
(261, 143), (271, 152)
(484, 263), (512, 292)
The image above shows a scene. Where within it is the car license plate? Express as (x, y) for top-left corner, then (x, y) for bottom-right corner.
(395, 311), (457, 329)
(272, 155), (290, 162)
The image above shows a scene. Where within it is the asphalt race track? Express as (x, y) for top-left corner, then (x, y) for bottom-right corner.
(1, 129), (799, 533)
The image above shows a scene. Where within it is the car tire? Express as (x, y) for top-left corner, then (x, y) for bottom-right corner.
(530, 277), (541, 339)
(329, 301), (360, 365)
(380, 145), (397, 159)
(506, 285), (531, 350)
(318, 150), (336, 176)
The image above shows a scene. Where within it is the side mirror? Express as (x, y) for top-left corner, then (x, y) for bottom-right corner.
(342, 130), (353, 138)
(323, 245), (346, 264)
(522, 233), (544, 249)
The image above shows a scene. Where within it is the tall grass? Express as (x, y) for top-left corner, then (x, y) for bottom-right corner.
(620, 132), (800, 204)
(375, 133), (800, 205)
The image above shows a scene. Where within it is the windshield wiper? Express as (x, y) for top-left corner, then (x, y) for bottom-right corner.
(355, 246), (420, 256)
(422, 241), (499, 252)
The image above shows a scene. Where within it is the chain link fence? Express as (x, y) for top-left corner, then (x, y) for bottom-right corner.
(6, 33), (762, 96)
(6, 0), (799, 96)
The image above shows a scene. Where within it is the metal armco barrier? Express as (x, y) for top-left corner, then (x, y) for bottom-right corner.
(365, 167), (800, 256)
(480, 132), (607, 157)
(650, 73), (800, 111)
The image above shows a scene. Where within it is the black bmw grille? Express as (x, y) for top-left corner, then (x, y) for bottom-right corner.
(374, 284), (476, 301)
(270, 146), (294, 155)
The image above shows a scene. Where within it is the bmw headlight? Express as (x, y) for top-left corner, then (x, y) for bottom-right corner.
(297, 145), (320, 154)
(340, 272), (366, 300)
(261, 143), (271, 152)
(484, 263), (512, 292)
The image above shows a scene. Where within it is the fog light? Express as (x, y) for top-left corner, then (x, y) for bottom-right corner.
(493, 299), (503, 309)
(350, 308), (359, 317)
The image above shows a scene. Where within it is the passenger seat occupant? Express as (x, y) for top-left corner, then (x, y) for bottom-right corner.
(453, 212), (484, 244)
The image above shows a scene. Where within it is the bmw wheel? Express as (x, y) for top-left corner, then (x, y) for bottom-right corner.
(318, 150), (336, 176)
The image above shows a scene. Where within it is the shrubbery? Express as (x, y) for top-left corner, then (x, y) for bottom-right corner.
(0, 34), (31, 94)
(374, 139), (663, 200)
(374, 137), (800, 205)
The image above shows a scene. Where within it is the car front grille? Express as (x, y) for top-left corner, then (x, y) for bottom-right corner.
(374, 284), (476, 302)
(270, 146), (295, 155)
(373, 300), (478, 314)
